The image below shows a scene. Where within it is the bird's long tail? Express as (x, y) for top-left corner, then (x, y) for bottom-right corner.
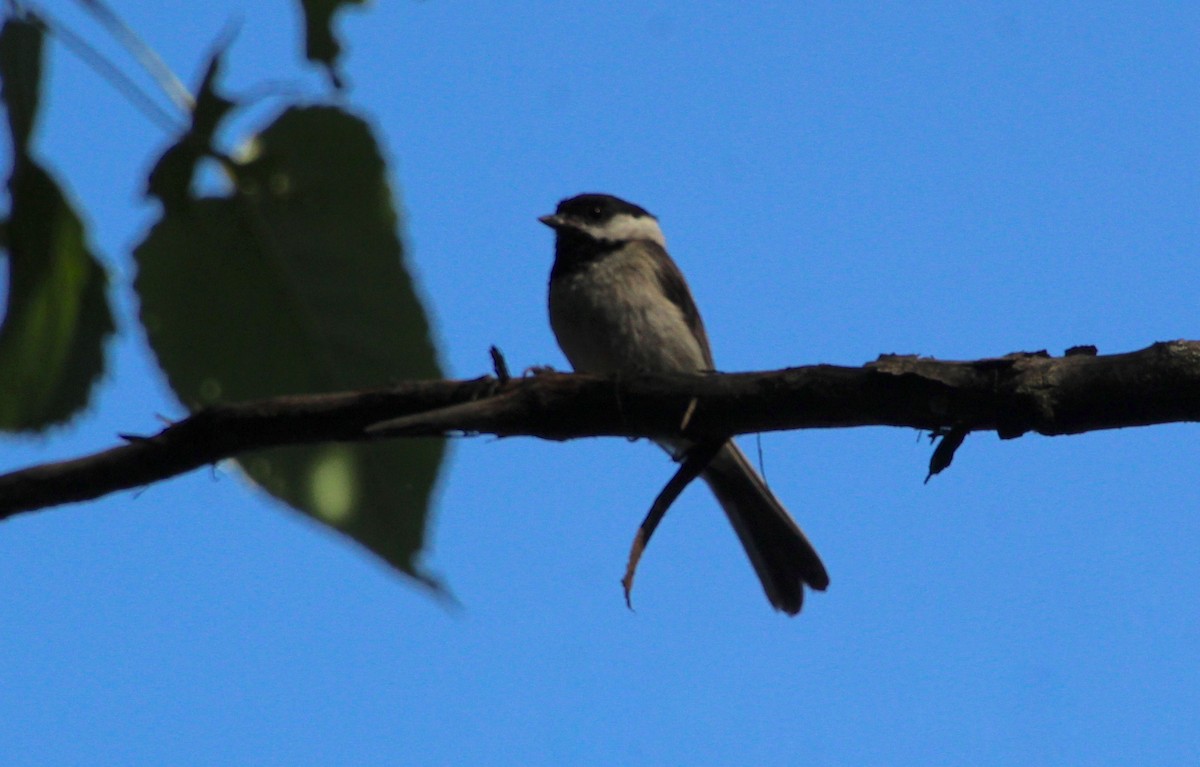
(702, 442), (829, 614)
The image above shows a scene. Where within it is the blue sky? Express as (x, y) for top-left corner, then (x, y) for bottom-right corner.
(2, 2), (1199, 764)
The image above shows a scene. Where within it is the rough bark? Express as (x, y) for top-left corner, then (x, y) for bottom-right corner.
(3, 341), (1200, 520)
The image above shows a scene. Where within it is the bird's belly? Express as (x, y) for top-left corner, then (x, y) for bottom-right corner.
(549, 267), (707, 375)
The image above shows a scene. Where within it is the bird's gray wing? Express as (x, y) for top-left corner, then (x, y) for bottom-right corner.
(646, 241), (716, 370)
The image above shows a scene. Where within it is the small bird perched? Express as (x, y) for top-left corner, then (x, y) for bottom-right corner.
(539, 193), (829, 614)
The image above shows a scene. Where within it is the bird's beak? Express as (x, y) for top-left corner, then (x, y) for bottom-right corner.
(538, 213), (563, 229)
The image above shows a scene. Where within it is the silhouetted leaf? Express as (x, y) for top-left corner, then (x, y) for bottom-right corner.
(146, 44), (234, 208)
(0, 16), (43, 154)
(135, 105), (445, 583)
(0, 162), (115, 431)
(0, 14), (114, 432)
(299, 0), (365, 89)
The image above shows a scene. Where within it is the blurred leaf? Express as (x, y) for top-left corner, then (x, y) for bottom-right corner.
(299, 0), (365, 89)
(0, 15), (43, 154)
(135, 105), (445, 582)
(146, 43), (234, 208)
(0, 161), (115, 431)
(0, 14), (115, 432)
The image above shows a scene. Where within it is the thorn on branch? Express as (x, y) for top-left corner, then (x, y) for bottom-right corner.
(621, 441), (723, 610)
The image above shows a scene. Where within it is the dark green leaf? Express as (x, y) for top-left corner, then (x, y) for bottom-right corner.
(0, 13), (114, 431)
(299, 0), (366, 89)
(0, 161), (115, 431)
(135, 105), (445, 582)
(146, 44), (235, 208)
(0, 16), (44, 154)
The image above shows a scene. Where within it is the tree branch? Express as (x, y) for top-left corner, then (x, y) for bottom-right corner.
(5, 340), (1200, 519)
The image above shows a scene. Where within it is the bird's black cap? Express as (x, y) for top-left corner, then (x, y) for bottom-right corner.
(548, 193), (655, 224)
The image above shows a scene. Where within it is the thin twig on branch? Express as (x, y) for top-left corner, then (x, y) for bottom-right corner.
(4, 340), (1200, 520)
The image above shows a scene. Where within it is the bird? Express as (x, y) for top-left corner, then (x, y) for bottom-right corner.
(539, 192), (829, 614)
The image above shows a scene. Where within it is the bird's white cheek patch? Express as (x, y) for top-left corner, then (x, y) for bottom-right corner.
(580, 214), (667, 248)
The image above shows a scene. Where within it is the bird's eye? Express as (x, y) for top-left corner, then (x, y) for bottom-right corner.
(587, 206), (603, 220)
